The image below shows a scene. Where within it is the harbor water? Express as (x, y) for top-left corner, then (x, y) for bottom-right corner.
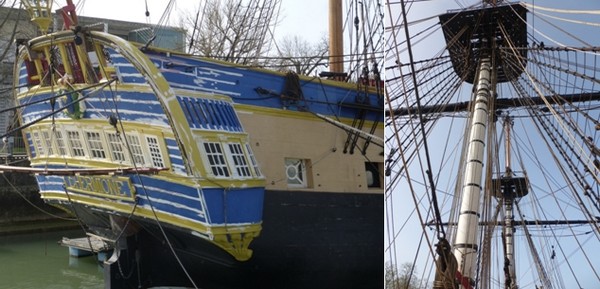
(0, 230), (103, 289)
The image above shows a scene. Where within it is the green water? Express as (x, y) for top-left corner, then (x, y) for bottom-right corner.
(0, 230), (104, 289)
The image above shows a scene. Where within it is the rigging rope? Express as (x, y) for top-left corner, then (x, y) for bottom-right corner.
(521, 3), (600, 15)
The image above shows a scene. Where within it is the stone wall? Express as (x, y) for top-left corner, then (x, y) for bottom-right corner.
(0, 159), (68, 225)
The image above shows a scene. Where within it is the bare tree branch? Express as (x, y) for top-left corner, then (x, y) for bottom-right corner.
(185, 0), (281, 66)
(274, 34), (329, 76)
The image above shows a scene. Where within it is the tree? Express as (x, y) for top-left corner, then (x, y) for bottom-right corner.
(273, 34), (328, 76)
(185, 0), (281, 66)
(385, 262), (423, 289)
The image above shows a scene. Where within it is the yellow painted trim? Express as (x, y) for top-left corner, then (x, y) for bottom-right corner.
(93, 43), (110, 79)
(149, 173), (265, 188)
(63, 175), (136, 201)
(40, 191), (262, 260)
(89, 32), (202, 178)
(43, 46), (53, 84)
(27, 118), (176, 136)
(74, 42), (93, 83)
(172, 88), (234, 102)
(40, 191), (262, 235)
(235, 103), (385, 129)
(16, 85), (54, 99)
(57, 44), (73, 77)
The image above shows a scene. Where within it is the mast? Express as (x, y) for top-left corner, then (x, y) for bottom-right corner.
(452, 52), (493, 287)
(328, 0), (343, 79)
(500, 116), (519, 289)
(433, 4), (528, 287)
(490, 115), (530, 289)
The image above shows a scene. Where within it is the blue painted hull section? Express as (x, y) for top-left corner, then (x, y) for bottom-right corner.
(144, 52), (383, 122)
(18, 90), (170, 126)
(33, 166), (264, 227)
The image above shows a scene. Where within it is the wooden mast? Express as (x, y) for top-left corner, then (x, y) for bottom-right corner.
(328, 0), (343, 80)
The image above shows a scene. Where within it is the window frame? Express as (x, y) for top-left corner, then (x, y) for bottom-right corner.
(66, 130), (86, 157)
(227, 142), (252, 178)
(146, 135), (166, 168)
(85, 131), (107, 159)
(202, 141), (230, 178)
(124, 133), (146, 166)
(285, 158), (310, 188)
(245, 143), (262, 177)
(105, 132), (127, 163)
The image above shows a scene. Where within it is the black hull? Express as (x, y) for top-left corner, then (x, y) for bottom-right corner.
(73, 190), (383, 289)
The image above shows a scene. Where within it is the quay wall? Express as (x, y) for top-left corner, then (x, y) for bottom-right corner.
(0, 158), (77, 235)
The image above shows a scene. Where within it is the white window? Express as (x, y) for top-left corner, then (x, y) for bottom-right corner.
(106, 133), (126, 162)
(126, 134), (145, 166)
(41, 131), (54, 155)
(203, 142), (230, 177)
(67, 131), (85, 157)
(146, 136), (165, 168)
(55, 131), (68, 156)
(245, 143), (261, 177)
(285, 158), (308, 188)
(228, 143), (251, 177)
(86, 132), (106, 159)
(32, 131), (44, 156)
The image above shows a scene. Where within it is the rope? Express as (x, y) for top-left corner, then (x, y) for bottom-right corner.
(533, 9), (600, 27)
(521, 3), (600, 15)
(313, 113), (383, 146)
(2, 79), (116, 140)
(1, 172), (76, 221)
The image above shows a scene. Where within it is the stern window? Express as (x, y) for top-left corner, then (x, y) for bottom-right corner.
(126, 134), (145, 166)
(86, 132), (106, 159)
(55, 131), (67, 156)
(228, 143), (251, 178)
(245, 143), (262, 177)
(32, 131), (44, 156)
(41, 131), (54, 155)
(203, 142), (230, 177)
(147, 136), (165, 168)
(67, 131), (86, 157)
(106, 133), (126, 162)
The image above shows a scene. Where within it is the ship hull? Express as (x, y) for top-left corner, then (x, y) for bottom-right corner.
(64, 189), (382, 289)
(13, 29), (383, 289)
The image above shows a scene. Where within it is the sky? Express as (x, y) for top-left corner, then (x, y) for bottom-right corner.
(62, 0), (329, 44)
(387, 1), (600, 288)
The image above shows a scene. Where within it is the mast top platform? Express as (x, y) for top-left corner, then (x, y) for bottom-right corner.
(439, 2), (528, 84)
(491, 175), (529, 200)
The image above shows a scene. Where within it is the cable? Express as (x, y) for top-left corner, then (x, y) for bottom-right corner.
(1, 172), (76, 221)
(2, 79), (116, 140)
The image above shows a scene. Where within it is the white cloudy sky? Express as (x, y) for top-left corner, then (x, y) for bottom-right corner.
(62, 0), (329, 43)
